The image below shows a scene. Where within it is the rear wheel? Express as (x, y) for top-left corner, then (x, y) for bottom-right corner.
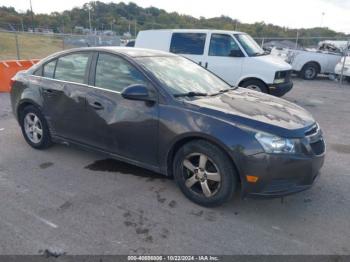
(300, 63), (319, 80)
(173, 140), (237, 207)
(241, 79), (268, 93)
(19, 105), (53, 149)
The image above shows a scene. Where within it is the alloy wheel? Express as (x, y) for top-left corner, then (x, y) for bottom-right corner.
(24, 112), (43, 144)
(182, 153), (221, 198)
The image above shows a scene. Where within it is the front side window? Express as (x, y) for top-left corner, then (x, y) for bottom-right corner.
(170, 33), (206, 55)
(55, 53), (90, 84)
(137, 56), (229, 96)
(95, 53), (147, 92)
(209, 34), (243, 57)
(43, 60), (57, 78)
(234, 34), (265, 56)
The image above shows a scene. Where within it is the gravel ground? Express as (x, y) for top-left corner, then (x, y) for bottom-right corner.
(0, 77), (349, 255)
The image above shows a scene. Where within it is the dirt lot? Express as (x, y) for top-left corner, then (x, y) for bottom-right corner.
(0, 77), (349, 255)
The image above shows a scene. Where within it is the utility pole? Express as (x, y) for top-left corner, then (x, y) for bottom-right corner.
(134, 20), (137, 37)
(29, 0), (34, 32)
(320, 12), (325, 28)
(88, 7), (92, 34)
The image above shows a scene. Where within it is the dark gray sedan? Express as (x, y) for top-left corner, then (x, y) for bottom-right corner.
(10, 47), (325, 206)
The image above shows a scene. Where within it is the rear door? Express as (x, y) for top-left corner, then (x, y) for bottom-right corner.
(169, 32), (207, 66)
(40, 52), (92, 141)
(204, 33), (244, 86)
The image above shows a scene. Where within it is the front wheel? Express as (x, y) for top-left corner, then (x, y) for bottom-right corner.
(173, 140), (237, 207)
(241, 79), (268, 93)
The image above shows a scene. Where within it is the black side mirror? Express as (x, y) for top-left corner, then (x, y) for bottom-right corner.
(229, 49), (245, 57)
(121, 84), (156, 102)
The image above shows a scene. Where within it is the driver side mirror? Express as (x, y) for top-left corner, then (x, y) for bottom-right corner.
(121, 84), (156, 102)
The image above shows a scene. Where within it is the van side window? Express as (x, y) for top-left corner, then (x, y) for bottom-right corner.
(43, 60), (57, 78)
(209, 34), (243, 57)
(55, 53), (90, 84)
(170, 33), (206, 55)
(95, 53), (147, 92)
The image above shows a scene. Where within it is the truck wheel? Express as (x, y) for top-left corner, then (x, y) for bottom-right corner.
(241, 79), (268, 94)
(300, 63), (319, 80)
(173, 140), (237, 207)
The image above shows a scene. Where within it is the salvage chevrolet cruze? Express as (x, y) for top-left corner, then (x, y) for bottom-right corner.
(10, 47), (325, 206)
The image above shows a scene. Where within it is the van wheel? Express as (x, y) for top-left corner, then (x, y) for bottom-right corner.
(19, 105), (53, 149)
(173, 140), (237, 207)
(241, 79), (268, 93)
(300, 63), (319, 80)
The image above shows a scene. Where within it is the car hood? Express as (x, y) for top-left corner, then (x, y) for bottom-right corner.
(251, 54), (292, 70)
(185, 88), (315, 137)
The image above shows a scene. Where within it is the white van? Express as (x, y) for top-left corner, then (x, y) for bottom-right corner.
(135, 29), (293, 96)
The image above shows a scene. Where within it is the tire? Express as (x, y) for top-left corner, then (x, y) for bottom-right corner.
(19, 105), (53, 149)
(300, 63), (319, 80)
(241, 79), (268, 94)
(173, 140), (237, 207)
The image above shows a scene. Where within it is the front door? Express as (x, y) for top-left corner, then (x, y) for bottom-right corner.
(205, 33), (244, 86)
(85, 52), (159, 167)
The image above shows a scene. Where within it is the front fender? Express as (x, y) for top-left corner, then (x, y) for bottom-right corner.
(158, 104), (263, 178)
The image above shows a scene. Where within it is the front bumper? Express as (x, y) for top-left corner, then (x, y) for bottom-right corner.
(240, 151), (325, 198)
(268, 81), (293, 97)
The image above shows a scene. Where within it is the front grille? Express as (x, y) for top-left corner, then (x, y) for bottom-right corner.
(304, 123), (325, 155)
(275, 70), (292, 83)
(305, 124), (318, 136)
(310, 139), (325, 155)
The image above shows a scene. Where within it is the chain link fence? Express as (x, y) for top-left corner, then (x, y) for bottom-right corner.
(0, 30), (121, 60)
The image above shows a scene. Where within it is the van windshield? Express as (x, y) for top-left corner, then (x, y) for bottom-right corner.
(235, 34), (266, 57)
(136, 56), (232, 97)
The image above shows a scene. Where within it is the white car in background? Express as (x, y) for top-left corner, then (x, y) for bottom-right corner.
(135, 29), (293, 96)
(271, 41), (349, 80)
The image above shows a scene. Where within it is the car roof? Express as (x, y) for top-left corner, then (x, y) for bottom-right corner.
(140, 29), (244, 35)
(49, 47), (176, 58)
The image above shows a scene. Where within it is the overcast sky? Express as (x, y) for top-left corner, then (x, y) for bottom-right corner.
(1, 0), (349, 33)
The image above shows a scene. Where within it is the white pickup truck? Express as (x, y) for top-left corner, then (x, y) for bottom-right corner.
(271, 41), (349, 80)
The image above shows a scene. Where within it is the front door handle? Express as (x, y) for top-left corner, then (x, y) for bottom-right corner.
(89, 101), (104, 110)
(205, 62), (208, 68)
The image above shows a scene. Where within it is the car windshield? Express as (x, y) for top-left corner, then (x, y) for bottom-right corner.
(235, 34), (265, 57)
(136, 56), (232, 97)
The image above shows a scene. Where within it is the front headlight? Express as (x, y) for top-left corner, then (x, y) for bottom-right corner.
(255, 132), (296, 154)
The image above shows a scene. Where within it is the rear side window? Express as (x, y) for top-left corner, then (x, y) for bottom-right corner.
(55, 53), (90, 84)
(170, 33), (206, 55)
(209, 34), (242, 57)
(43, 60), (57, 78)
(95, 53), (147, 92)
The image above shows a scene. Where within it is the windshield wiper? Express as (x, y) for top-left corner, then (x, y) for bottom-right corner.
(210, 86), (237, 96)
(174, 91), (208, 98)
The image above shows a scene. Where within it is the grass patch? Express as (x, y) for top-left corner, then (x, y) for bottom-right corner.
(0, 32), (65, 60)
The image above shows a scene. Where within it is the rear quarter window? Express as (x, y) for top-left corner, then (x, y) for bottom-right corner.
(170, 33), (206, 55)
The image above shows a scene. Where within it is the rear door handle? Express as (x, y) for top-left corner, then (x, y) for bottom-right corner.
(89, 101), (104, 110)
(205, 62), (208, 68)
